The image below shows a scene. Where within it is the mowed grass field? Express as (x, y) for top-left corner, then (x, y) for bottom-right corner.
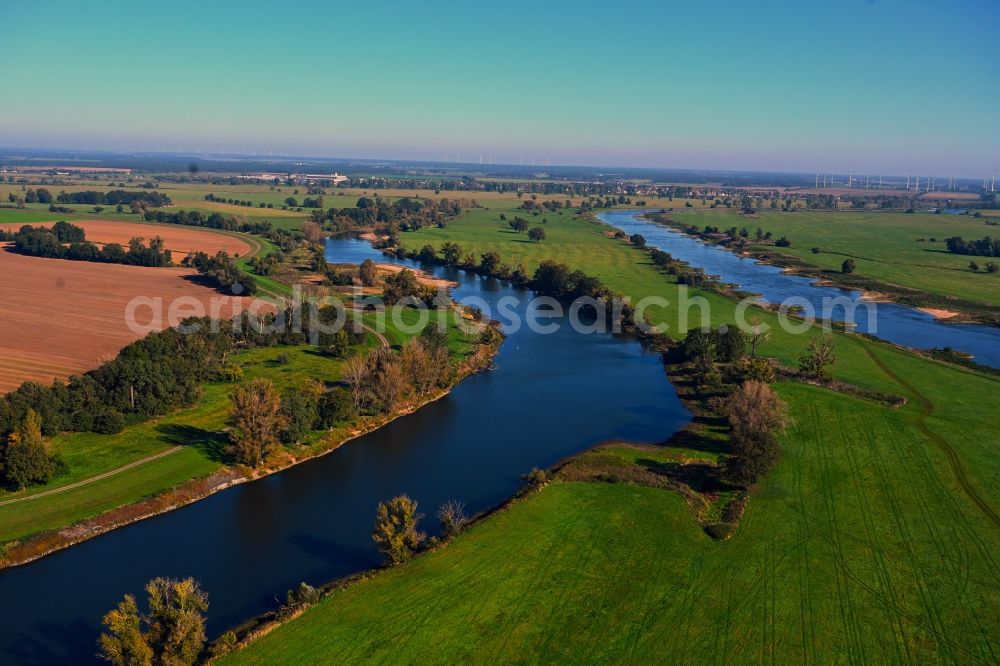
(0, 309), (475, 547)
(226, 373), (1000, 663)
(224, 205), (1000, 663)
(674, 209), (1000, 306)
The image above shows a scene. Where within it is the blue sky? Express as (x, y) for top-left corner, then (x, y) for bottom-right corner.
(1, 0), (997, 176)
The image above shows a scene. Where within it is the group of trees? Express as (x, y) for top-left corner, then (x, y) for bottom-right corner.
(143, 209), (271, 236)
(342, 331), (452, 417)
(0, 312), (327, 445)
(204, 193), (274, 208)
(371, 494), (469, 565)
(8, 223), (173, 267)
(225, 377), (355, 467)
(314, 196), (471, 237)
(945, 235), (1000, 257)
(677, 324), (790, 485)
(183, 251), (257, 295)
(56, 189), (171, 208)
(719, 380), (789, 486)
(0, 409), (56, 490)
(648, 248), (718, 288)
(22, 188), (54, 204)
(99, 577), (208, 666)
(225, 329), (454, 468)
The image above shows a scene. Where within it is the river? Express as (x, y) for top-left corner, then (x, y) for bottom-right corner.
(0, 236), (690, 664)
(600, 210), (1000, 368)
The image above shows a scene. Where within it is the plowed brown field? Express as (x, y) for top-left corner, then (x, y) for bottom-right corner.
(0, 246), (260, 394)
(0, 219), (252, 258)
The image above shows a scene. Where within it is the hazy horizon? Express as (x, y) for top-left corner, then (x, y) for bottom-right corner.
(2, 0), (997, 178)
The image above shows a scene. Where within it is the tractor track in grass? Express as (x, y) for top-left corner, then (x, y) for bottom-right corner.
(858, 342), (1000, 532)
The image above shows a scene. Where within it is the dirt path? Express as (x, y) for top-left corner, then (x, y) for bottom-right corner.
(0, 446), (182, 507)
(858, 341), (1000, 531)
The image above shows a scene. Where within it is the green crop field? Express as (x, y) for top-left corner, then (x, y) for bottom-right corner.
(672, 209), (1000, 306)
(224, 204), (1000, 663)
(0, 309), (474, 547)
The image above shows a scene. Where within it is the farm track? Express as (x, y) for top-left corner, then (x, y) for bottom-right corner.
(859, 342), (1000, 532)
(0, 446), (182, 506)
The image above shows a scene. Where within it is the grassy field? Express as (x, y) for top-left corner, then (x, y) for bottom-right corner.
(223, 203), (1000, 663)
(0, 309), (475, 548)
(672, 208), (1000, 306)
(225, 377), (1000, 663)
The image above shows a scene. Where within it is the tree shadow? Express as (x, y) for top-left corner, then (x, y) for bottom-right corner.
(154, 423), (228, 462)
(637, 458), (735, 494)
(655, 427), (728, 456)
(4, 617), (95, 666)
(286, 533), (379, 571)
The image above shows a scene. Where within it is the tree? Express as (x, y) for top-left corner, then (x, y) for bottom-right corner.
(324, 328), (351, 358)
(746, 316), (770, 357)
(2, 409), (54, 489)
(383, 268), (421, 304)
(279, 381), (322, 445)
(358, 259), (377, 287)
(479, 251), (501, 273)
(440, 241), (463, 265)
(369, 348), (407, 412)
(228, 379), (285, 466)
(400, 338), (439, 395)
(372, 494), (425, 564)
(799, 334), (836, 380)
(841, 258), (856, 274)
(528, 227), (546, 243)
(720, 381), (789, 486)
(630, 233), (646, 248)
(317, 387), (356, 428)
(716, 326), (746, 363)
(775, 236), (792, 247)
(98, 595), (153, 666)
(437, 499), (468, 538)
(969, 260), (979, 271)
(342, 353), (371, 411)
(143, 577), (208, 666)
(98, 577), (208, 666)
(510, 217), (529, 233)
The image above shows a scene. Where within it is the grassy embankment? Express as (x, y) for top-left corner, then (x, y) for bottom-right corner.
(0, 308), (479, 560)
(223, 204), (1000, 663)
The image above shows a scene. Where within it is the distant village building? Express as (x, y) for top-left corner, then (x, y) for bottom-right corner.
(241, 172), (347, 185)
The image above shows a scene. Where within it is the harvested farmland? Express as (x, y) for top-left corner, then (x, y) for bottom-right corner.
(0, 246), (258, 393)
(0, 218), (252, 259)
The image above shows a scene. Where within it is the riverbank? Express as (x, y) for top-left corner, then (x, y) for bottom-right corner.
(0, 321), (502, 571)
(645, 211), (1000, 327)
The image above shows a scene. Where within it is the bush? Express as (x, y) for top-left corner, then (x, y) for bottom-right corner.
(436, 500), (468, 538)
(521, 467), (549, 489)
(372, 494), (425, 565)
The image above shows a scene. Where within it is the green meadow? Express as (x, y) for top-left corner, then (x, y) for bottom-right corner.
(224, 204), (1000, 663)
(675, 209), (1000, 306)
(0, 310), (474, 548)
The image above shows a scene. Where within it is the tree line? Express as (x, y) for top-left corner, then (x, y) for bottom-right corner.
(56, 189), (172, 207)
(6, 223), (173, 267)
(945, 235), (1000, 257)
(182, 250), (257, 295)
(143, 208), (271, 236)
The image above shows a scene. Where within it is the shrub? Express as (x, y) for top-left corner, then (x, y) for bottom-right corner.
(372, 494), (425, 565)
(437, 500), (468, 538)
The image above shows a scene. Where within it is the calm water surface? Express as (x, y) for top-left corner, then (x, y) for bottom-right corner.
(0, 236), (689, 664)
